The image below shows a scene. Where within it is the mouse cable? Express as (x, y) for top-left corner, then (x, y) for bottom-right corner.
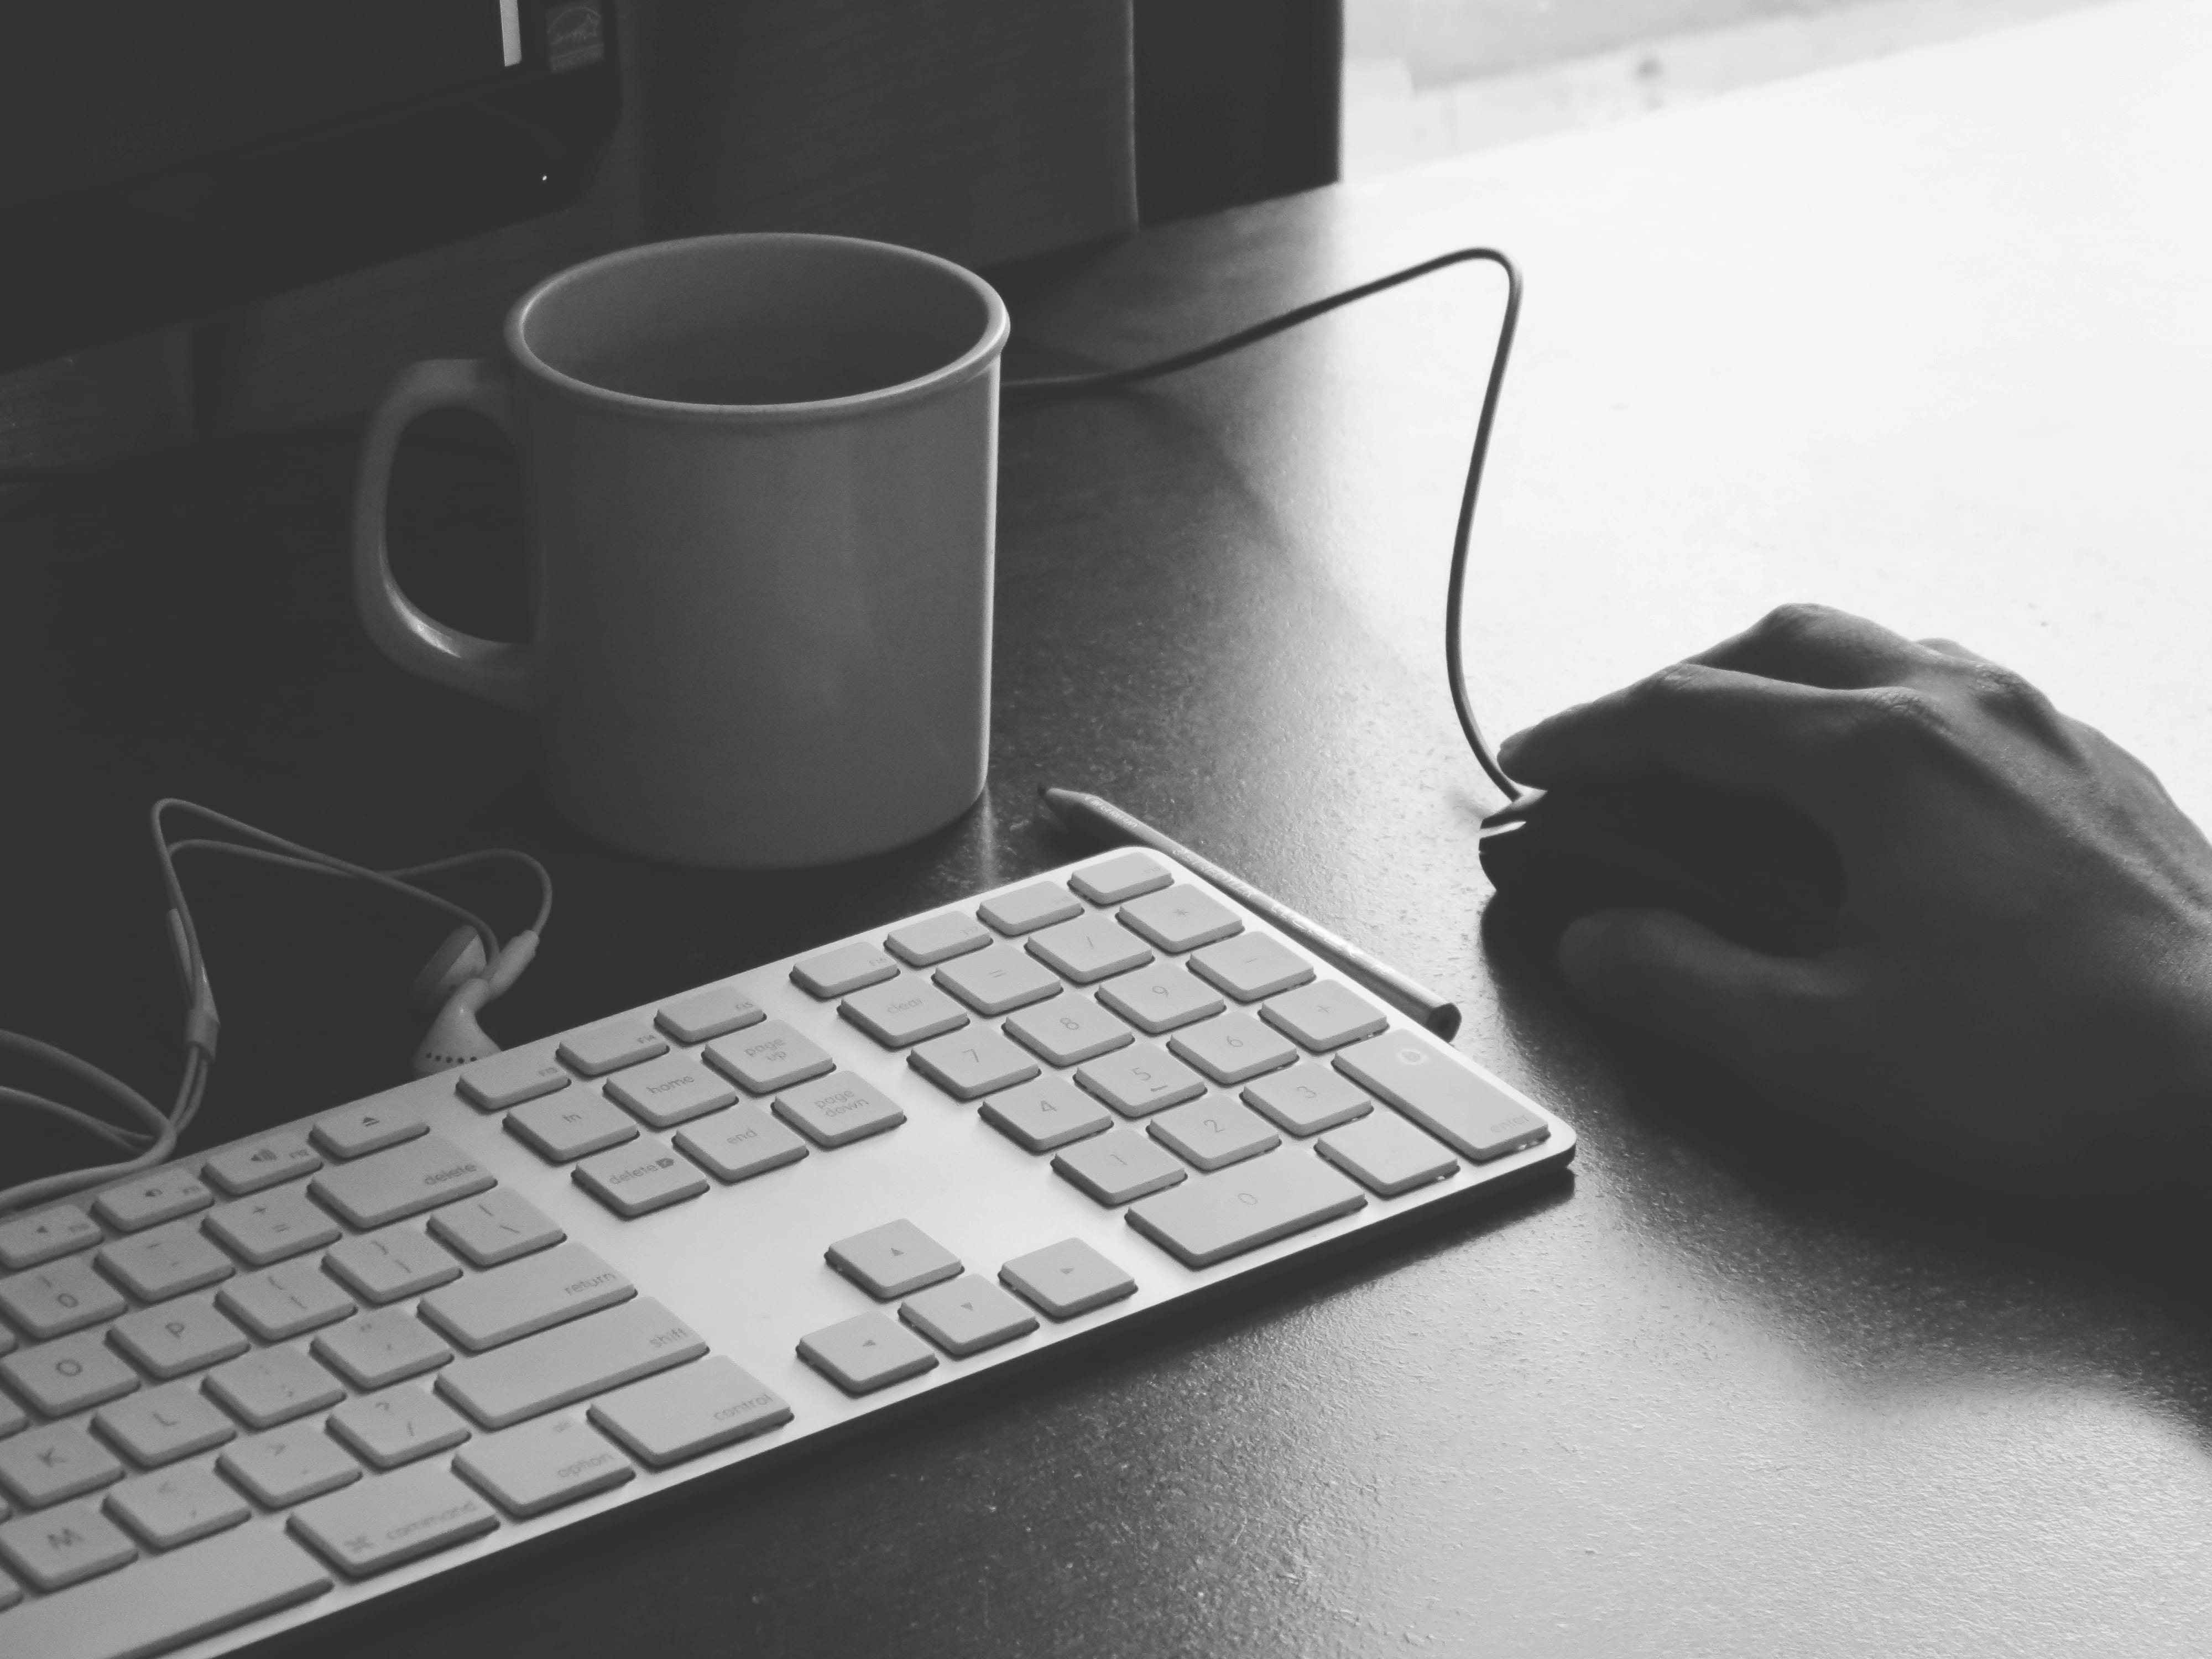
(1001, 246), (1527, 806)
(0, 801), (552, 1217)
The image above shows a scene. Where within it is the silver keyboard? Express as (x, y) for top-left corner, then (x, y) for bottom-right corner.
(0, 850), (1574, 1659)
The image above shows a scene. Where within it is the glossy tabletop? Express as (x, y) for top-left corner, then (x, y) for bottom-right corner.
(5, 1), (2212, 1651)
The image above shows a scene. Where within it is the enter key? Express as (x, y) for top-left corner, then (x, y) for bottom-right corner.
(418, 1243), (633, 1351)
(1332, 1031), (1550, 1162)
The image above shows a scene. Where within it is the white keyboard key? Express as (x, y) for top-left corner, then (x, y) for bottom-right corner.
(220, 1427), (363, 1507)
(773, 1072), (907, 1147)
(840, 978), (969, 1047)
(1073, 1042), (1206, 1117)
(105, 1462), (252, 1548)
(0, 1422), (125, 1506)
(309, 1102), (426, 1160)
(427, 1188), (566, 1267)
(909, 1029), (1039, 1100)
(1004, 996), (1134, 1066)
(1189, 931), (1315, 1001)
(1167, 1009), (1301, 1084)
(92, 1169), (212, 1233)
(791, 940), (899, 998)
(603, 1051), (740, 1128)
(884, 910), (993, 966)
(436, 1298), (707, 1429)
(1259, 980), (1389, 1051)
(675, 1103), (811, 1182)
(202, 1133), (323, 1197)
(506, 1090), (639, 1162)
(3, 1331), (140, 1415)
(201, 1186), (342, 1267)
(826, 1220), (962, 1300)
(456, 1049), (571, 1112)
(932, 943), (1064, 1015)
(1334, 1032), (1551, 1161)
(575, 1140), (712, 1217)
(310, 1134), (494, 1229)
(219, 1260), (356, 1341)
(1052, 1128), (1188, 1205)
(95, 1218), (234, 1301)
(325, 1225), (465, 1305)
(556, 1018), (669, 1078)
(1241, 1062), (1374, 1136)
(289, 1463), (498, 1577)
(999, 1238), (1138, 1319)
(1128, 1151), (1366, 1268)
(655, 983), (766, 1044)
(455, 1413), (634, 1517)
(312, 1310), (453, 1391)
(899, 1275), (1039, 1357)
(704, 1020), (835, 1093)
(1025, 915), (1153, 983)
(979, 1077), (1114, 1152)
(109, 1295), (251, 1379)
(1095, 963), (1225, 1035)
(797, 1312), (937, 1395)
(419, 1243), (633, 1351)
(0, 1205), (101, 1270)
(589, 1356), (792, 1467)
(0, 1524), (330, 1655)
(1068, 852), (1173, 904)
(1147, 1099), (1282, 1172)
(0, 1499), (135, 1589)
(1116, 884), (1242, 952)
(328, 1385), (473, 1469)
(976, 881), (1082, 936)
(0, 1256), (126, 1338)
(1317, 1112), (1461, 1196)
(92, 1381), (235, 1465)
(205, 1347), (346, 1429)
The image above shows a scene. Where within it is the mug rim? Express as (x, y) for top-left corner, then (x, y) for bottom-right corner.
(505, 231), (1010, 424)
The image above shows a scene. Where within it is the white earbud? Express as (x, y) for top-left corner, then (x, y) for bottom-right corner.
(409, 925), (489, 1008)
(410, 930), (540, 1077)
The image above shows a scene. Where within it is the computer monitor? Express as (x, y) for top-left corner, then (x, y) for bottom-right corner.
(0, 1), (622, 375)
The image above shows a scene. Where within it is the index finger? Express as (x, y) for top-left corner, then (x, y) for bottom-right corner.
(1497, 660), (1875, 821)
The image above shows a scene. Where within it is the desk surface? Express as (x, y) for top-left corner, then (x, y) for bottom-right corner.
(6, 1), (2212, 1652)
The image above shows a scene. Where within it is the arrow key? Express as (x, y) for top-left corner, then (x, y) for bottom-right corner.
(899, 1274), (1038, 1357)
(999, 1238), (1138, 1320)
(825, 1220), (961, 1300)
(797, 1312), (938, 1395)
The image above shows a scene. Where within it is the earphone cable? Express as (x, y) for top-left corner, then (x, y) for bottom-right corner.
(1003, 246), (1526, 804)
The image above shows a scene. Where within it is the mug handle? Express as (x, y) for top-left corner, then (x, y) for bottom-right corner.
(351, 358), (538, 714)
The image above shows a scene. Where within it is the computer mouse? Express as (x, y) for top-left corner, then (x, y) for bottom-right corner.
(1479, 771), (1845, 956)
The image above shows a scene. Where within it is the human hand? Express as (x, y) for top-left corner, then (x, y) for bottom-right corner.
(1495, 604), (2212, 1171)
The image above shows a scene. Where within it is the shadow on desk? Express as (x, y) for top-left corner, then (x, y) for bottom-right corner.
(1477, 899), (2212, 1406)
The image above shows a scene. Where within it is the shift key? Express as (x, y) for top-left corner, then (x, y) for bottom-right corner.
(312, 1135), (495, 1229)
(437, 1298), (708, 1429)
(418, 1243), (633, 1352)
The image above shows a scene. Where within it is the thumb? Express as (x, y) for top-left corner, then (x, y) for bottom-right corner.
(1558, 909), (1844, 1083)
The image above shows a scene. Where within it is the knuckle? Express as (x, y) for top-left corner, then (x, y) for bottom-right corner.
(1754, 601), (1841, 646)
(1833, 685), (1944, 755)
(1641, 660), (1710, 702)
(1959, 662), (2051, 721)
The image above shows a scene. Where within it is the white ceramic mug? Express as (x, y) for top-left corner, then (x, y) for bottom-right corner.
(351, 232), (1009, 868)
